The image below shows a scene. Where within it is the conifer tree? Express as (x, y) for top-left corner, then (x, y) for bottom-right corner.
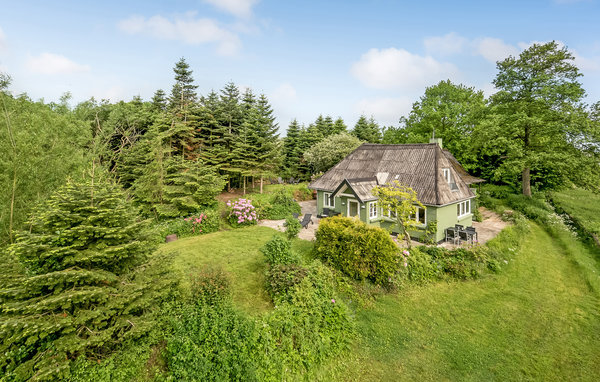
(0, 175), (156, 381)
(218, 82), (243, 188)
(332, 117), (347, 135)
(151, 89), (167, 112)
(169, 58), (198, 116)
(352, 115), (382, 143)
(196, 91), (229, 170)
(252, 94), (281, 192)
(283, 119), (302, 177)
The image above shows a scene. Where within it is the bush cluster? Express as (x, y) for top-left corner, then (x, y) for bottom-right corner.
(314, 216), (400, 286)
(265, 264), (308, 301)
(284, 215), (301, 239)
(154, 209), (220, 241)
(227, 198), (258, 227)
(254, 190), (301, 220)
(261, 235), (299, 266)
(164, 262), (353, 381)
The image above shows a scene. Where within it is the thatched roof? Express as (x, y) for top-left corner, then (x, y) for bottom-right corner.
(309, 143), (476, 206)
(442, 150), (485, 185)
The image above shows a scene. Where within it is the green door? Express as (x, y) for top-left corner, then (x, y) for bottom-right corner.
(348, 199), (359, 217)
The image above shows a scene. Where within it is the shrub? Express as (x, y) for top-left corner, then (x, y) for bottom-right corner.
(257, 190), (302, 220)
(261, 235), (298, 266)
(154, 209), (220, 241)
(314, 216), (400, 286)
(265, 264), (308, 301)
(285, 215), (301, 239)
(405, 247), (440, 284)
(190, 266), (231, 305)
(227, 198), (259, 227)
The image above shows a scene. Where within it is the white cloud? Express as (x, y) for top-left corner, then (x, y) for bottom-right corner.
(351, 48), (459, 91)
(203, 0), (259, 19)
(355, 97), (413, 126)
(474, 37), (519, 63)
(424, 32), (467, 55)
(270, 82), (297, 101)
(26, 53), (90, 75)
(118, 13), (241, 56)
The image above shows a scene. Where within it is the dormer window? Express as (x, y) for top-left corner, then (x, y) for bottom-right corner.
(443, 168), (459, 191)
(443, 168), (451, 183)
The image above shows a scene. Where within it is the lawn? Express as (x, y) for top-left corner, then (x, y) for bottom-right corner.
(156, 225), (312, 315)
(317, 223), (600, 381)
(551, 188), (600, 236)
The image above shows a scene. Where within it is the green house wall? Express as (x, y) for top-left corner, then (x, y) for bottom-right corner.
(316, 190), (473, 243)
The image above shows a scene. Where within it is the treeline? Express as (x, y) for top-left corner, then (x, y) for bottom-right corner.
(284, 41), (600, 195)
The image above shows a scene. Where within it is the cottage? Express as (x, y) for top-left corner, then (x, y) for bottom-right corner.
(308, 138), (484, 243)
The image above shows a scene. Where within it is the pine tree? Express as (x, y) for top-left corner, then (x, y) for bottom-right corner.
(151, 89), (167, 112)
(283, 119), (302, 177)
(0, 175), (157, 381)
(332, 117), (347, 135)
(196, 91), (229, 170)
(252, 94), (281, 192)
(218, 82), (243, 188)
(352, 115), (382, 143)
(169, 58), (198, 116)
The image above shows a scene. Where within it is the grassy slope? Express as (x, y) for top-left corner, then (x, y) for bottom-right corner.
(156, 225), (311, 315)
(319, 223), (600, 381)
(551, 188), (600, 235)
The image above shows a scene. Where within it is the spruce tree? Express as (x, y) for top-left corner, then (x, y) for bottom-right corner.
(196, 91), (229, 170)
(283, 119), (302, 177)
(332, 117), (347, 135)
(252, 94), (281, 192)
(352, 115), (382, 143)
(218, 82), (243, 188)
(151, 89), (167, 112)
(0, 175), (156, 381)
(169, 58), (198, 116)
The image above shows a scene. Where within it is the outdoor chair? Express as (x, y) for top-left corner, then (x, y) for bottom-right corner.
(318, 208), (330, 218)
(445, 227), (460, 245)
(458, 229), (469, 243)
(300, 213), (313, 229)
(455, 224), (464, 231)
(465, 227), (477, 243)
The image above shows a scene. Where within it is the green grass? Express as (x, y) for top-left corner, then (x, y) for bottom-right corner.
(551, 188), (600, 236)
(156, 225), (313, 315)
(318, 223), (600, 381)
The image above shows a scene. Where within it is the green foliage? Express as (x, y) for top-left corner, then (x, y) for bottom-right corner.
(0, 175), (159, 381)
(351, 115), (381, 143)
(152, 210), (220, 242)
(261, 235), (298, 266)
(303, 132), (362, 173)
(372, 181), (425, 248)
(405, 248), (439, 284)
(252, 190), (301, 220)
(478, 41), (590, 195)
(550, 188), (600, 236)
(314, 216), (399, 286)
(265, 263), (308, 301)
(285, 215), (301, 240)
(0, 91), (90, 245)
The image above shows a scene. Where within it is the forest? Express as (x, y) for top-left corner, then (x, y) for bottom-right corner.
(1, 41), (599, 381)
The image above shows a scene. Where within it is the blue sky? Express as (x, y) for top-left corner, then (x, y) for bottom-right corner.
(1, 0), (599, 131)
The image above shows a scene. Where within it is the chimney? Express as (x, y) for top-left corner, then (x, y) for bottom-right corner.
(429, 137), (442, 149)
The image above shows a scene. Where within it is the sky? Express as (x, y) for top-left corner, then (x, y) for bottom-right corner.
(1, 0), (599, 133)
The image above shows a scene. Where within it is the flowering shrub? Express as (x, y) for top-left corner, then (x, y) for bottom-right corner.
(227, 198), (258, 227)
(154, 210), (220, 241)
(184, 213), (208, 234)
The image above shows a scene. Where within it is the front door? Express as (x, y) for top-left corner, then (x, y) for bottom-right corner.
(348, 199), (359, 217)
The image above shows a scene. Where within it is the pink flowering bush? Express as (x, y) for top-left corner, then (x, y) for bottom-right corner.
(227, 198), (258, 227)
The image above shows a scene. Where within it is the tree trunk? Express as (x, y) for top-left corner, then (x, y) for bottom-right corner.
(243, 176), (246, 195)
(260, 176), (263, 194)
(522, 167), (531, 197)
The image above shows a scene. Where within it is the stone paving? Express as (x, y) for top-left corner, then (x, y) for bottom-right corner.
(258, 200), (320, 241)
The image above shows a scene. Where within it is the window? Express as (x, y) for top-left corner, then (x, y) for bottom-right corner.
(457, 200), (471, 218)
(369, 202), (378, 219)
(443, 168), (451, 183)
(323, 192), (334, 208)
(384, 208), (397, 219)
(410, 206), (426, 225)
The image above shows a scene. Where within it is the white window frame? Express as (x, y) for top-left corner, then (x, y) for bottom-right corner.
(369, 201), (378, 219)
(410, 206), (426, 226)
(457, 199), (471, 218)
(323, 192), (334, 208)
(443, 168), (451, 184)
